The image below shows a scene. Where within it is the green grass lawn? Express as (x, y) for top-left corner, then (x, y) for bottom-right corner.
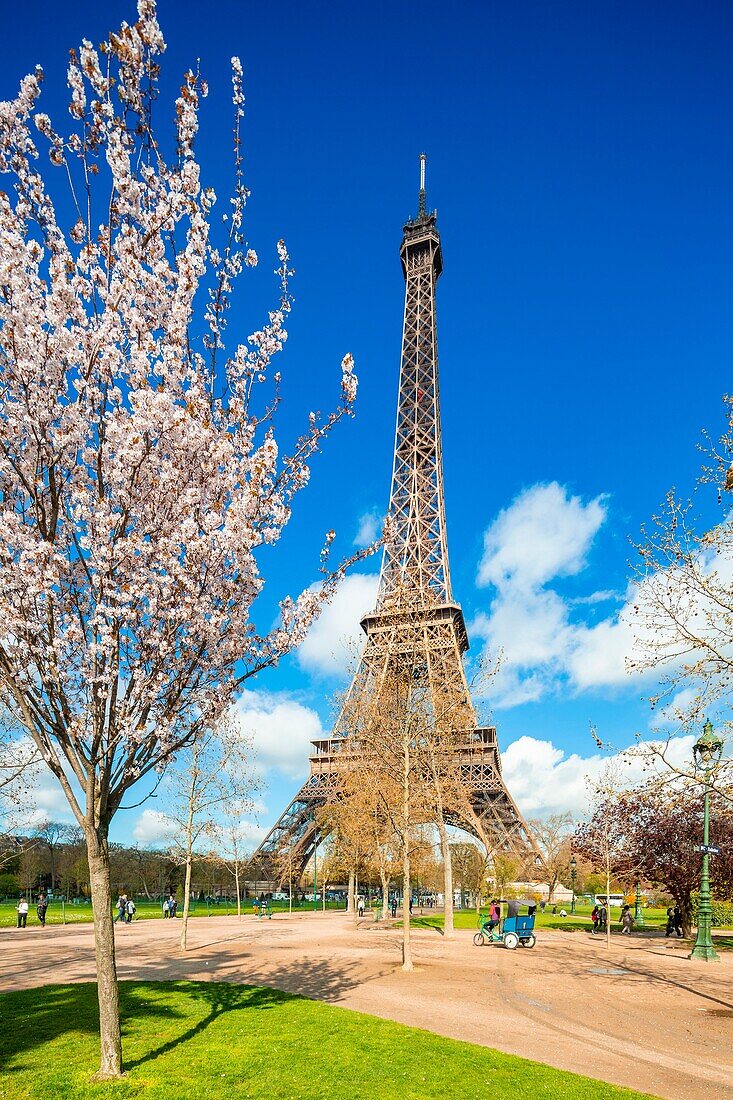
(0, 897), (344, 928)
(0, 982), (658, 1100)
(408, 904), (670, 935)
(407, 905), (733, 947)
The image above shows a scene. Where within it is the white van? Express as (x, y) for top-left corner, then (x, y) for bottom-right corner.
(594, 894), (625, 908)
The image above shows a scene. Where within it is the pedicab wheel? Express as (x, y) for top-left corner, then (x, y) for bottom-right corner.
(504, 932), (519, 950)
(473, 932), (485, 947)
(522, 933), (536, 948)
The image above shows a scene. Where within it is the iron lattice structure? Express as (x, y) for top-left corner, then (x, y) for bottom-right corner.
(252, 160), (540, 878)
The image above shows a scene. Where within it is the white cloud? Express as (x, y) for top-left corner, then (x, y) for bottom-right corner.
(502, 733), (697, 819)
(232, 689), (326, 781)
(473, 482), (642, 706)
(229, 819), (267, 848)
(1, 739), (79, 829)
(297, 571), (379, 677)
(478, 482), (607, 590)
(132, 808), (178, 846)
(353, 509), (382, 548)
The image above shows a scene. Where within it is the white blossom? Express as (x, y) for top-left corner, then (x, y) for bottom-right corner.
(0, 0), (365, 846)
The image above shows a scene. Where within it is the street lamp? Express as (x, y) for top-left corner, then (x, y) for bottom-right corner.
(634, 880), (645, 929)
(690, 718), (724, 962)
(569, 856), (577, 915)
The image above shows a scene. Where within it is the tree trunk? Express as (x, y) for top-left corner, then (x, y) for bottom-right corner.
(400, 730), (411, 972)
(347, 868), (355, 914)
(235, 864), (241, 919)
(85, 826), (123, 1079)
(402, 841), (413, 971)
(605, 863), (611, 951)
(380, 869), (389, 921)
(438, 822), (454, 939)
(180, 853), (193, 951)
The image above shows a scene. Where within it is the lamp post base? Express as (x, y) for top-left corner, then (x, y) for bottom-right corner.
(689, 942), (720, 962)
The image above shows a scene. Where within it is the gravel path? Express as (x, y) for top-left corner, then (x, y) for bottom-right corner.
(2, 911), (731, 1100)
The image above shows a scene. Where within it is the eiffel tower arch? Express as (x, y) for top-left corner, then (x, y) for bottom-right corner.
(252, 158), (541, 881)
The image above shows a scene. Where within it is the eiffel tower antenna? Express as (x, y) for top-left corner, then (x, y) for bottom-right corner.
(251, 166), (541, 882)
(419, 152), (427, 215)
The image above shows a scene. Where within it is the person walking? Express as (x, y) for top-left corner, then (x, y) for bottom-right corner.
(390, 896), (397, 919)
(126, 897), (136, 923)
(673, 905), (683, 938)
(621, 905), (634, 935)
(168, 894), (177, 918)
(357, 895), (365, 917)
(664, 906), (674, 937)
(16, 897), (28, 928)
(162, 897), (169, 918)
(592, 902), (608, 936)
(114, 893), (127, 923)
(36, 894), (48, 927)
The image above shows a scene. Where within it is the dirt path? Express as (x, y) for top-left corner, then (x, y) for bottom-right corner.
(2, 911), (731, 1100)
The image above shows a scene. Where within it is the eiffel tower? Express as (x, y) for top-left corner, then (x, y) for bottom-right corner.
(252, 157), (539, 878)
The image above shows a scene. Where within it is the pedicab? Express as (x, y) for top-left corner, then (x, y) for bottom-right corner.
(473, 899), (537, 950)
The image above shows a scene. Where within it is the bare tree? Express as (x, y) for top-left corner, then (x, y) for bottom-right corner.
(0, 736), (40, 866)
(628, 396), (733, 795)
(340, 654), (434, 970)
(490, 853), (519, 899)
(211, 800), (255, 919)
(449, 841), (484, 909)
(574, 763), (638, 949)
(528, 813), (574, 902)
(34, 821), (77, 893)
(166, 723), (255, 949)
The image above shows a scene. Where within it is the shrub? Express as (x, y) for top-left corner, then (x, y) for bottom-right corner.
(691, 894), (733, 928)
(0, 873), (19, 895)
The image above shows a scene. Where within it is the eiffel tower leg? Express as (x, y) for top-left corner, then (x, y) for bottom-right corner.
(249, 783), (325, 886)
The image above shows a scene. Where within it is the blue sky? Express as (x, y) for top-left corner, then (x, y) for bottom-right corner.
(5, 0), (733, 843)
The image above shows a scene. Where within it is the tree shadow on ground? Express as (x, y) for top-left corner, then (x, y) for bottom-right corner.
(408, 917), (444, 935)
(617, 961), (733, 1011)
(124, 951), (376, 1068)
(0, 953), (378, 1076)
(0, 981), (173, 1073)
(123, 982), (289, 1069)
